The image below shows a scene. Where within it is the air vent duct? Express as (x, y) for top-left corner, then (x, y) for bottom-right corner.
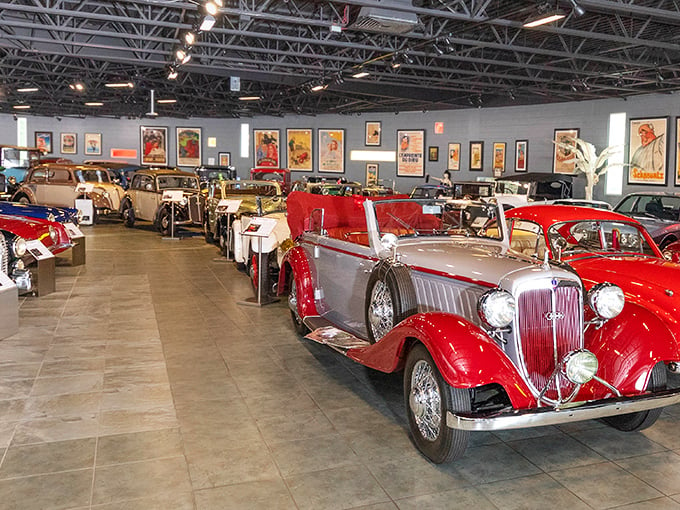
(350, 0), (419, 34)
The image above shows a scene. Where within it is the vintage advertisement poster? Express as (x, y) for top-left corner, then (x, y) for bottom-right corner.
(493, 142), (506, 176)
(286, 128), (313, 171)
(365, 122), (381, 146)
(397, 129), (425, 177)
(140, 127), (167, 165)
(628, 117), (668, 185)
(553, 128), (580, 174)
(85, 133), (102, 156)
(60, 133), (77, 154)
(218, 152), (231, 166)
(318, 129), (344, 173)
(469, 141), (484, 171)
(35, 131), (53, 154)
(447, 143), (460, 171)
(515, 140), (528, 172)
(366, 163), (378, 186)
(254, 129), (280, 168)
(176, 127), (201, 167)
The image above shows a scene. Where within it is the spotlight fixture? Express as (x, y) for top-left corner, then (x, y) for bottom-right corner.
(184, 32), (196, 46)
(69, 82), (85, 91)
(432, 43), (444, 56)
(333, 74), (345, 84)
(568, 0), (586, 17)
(580, 79), (590, 91)
(441, 37), (456, 53)
(391, 55), (402, 69)
(352, 71), (369, 79)
(205, 1), (218, 16)
(199, 14), (216, 31)
(176, 49), (191, 64)
(570, 81), (578, 92)
(508, 89), (516, 101)
(167, 67), (178, 80)
(105, 82), (134, 88)
(213, 0), (224, 6)
(16, 87), (39, 93)
(311, 83), (328, 92)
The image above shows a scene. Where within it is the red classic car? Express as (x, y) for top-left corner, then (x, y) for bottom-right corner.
(0, 214), (72, 255)
(278, 193), (680, 463)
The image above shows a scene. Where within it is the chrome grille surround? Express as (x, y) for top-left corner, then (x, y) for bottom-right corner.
(507, 276), (584, 406)
(187, 194), (201, 224)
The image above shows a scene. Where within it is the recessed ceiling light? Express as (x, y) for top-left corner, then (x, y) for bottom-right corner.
(352, 71), (370, 79)
(105, 82), (134, 88)
(239, 96), (261, 101)
(17, 87), (39, 93)
(157, 99), (177, 104)
(69, 82), (85, 91)
(13, 105), (31, 109)
(311, 84), (327, 92)
(85, 102), (104, 106)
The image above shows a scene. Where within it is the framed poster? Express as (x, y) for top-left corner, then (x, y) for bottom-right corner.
(253, 129), (280, 168)
(35, 131), (53, 154)
(366, 163), (378, 186)
(515, 140), (528, 172)
(447, 143), (460, 171)
(553, 128), (580, 174)
(286, 128), (313, 171)
(84, 133), (102, 156)
(176, 127), (201, 167)
(318, 129), (345, 173)
(469, 141), (484, 171)
(493, 142), (506, 177)
(218, 152), (231, 166)
(60, 133), (77, 155)
(628, 117), (668, 185)
(365, 121), (381, 146)
(140, 126), (168, 166)
(397, 129), (425, 177)
(676, 117), (680, 186)
(428, 146), (439, 162)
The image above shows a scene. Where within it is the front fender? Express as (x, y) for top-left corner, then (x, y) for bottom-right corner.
(347, 312), (536, 409)
(278, 245), (318, 318)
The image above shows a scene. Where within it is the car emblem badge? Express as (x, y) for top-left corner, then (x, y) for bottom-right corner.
(551, 278), (558, 289)
(544, 311), (564, 321)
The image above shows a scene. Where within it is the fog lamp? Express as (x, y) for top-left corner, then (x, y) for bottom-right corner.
(588, 282), (624, 319)
(478, 289), (516, 329)
(563, 350), (598, 384)
(13, 237), (27, 257)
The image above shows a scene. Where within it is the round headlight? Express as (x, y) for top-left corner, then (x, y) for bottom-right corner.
(478, 289), (516, 329)
(563, 350), (598, 384)
(588, 282), (624, 319)
(181, 197), (188, 206)
(48, 225), (57, 243)
(13, 237), (27, 257)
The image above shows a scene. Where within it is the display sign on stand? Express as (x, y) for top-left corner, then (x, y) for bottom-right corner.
(238, 216), (279, 307)
(63, 222), (86, 266)
(161, 190), (184, 240)
(215, 199), (242, 261)
(75, 199), (94, 225)
(0, 271), (19, 340)
(26, 239), (56, 296)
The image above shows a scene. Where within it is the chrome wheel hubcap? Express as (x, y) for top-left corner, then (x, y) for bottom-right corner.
(368, 280), (393, 340)
(288, 279), (301, 323)
(409, 359), (441, 441)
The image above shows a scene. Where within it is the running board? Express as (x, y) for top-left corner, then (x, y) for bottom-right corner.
(303, 316), (371, 353)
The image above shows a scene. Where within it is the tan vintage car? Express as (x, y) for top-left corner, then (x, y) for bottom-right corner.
(119, 168), (204, 236)
(12, 163), (124, 221)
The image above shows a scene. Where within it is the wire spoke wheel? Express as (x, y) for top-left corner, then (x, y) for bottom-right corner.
(409, 359), (442, 441)
(368, 280), (394, 341)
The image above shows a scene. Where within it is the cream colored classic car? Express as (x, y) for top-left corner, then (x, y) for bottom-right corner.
(12, 163), (124, 221)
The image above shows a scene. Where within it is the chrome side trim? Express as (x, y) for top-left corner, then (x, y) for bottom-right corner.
(447, 388), (680, 431)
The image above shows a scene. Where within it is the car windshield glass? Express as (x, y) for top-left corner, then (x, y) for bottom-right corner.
(311, 184), (361, 196)
(453, 183), (491, 198)
(75, 169), (110, 183)
(547, 220), (655, 256)
(373, 199), (502, 240)
(496, 181), (530, 195)
(157, 175), (199, 189)
(221, 182), (278, 196)
(1, 148), (41, 169)
(629, 195), (680, 221)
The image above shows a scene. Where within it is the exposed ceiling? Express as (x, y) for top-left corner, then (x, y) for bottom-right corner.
(0, 0), (679, 119)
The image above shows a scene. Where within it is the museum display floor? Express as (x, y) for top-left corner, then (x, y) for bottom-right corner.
(2, 222), (680, 509)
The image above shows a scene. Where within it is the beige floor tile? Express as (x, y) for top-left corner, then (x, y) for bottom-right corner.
(395, 486), (495, 510)
(195, 479), (297, 510)
(12, 416), (99, 445)
(616, 451), (680, 496)
(96, 428), (183, 465)
(479, 473), (591, 510)
(0, 438), (96, 478)
(0, 468), (92, 510)
(30, 373), (103, 397)
(98, 407), (177, 436)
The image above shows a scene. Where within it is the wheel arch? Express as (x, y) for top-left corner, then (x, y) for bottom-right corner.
(277, 245), (319, 319)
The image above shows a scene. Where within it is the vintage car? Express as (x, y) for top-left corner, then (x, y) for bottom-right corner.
(495, 172), (573, 207)
(362, 183), (395, 197)
(0, 214), (72, 255)
(12, 163), (124, 221)
(278, 192), (680, 463)
(613, 192), (680, 248)
(0, 218), (36, 292)
(0, 145), (42, 185)
(203, 179), (284, 257)
(250, 168), (292, 194)
(0, 202), (80, 225)
(195, 165), (237, 189)
(119, 168), (203, 236)
(83, 160), (142, 190)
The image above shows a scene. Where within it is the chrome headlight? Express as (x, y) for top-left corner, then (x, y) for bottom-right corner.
(48, 225), (58, 243)
(478, 289), (516, 329)
(180, 197), (188, 206)
(563, 350), (598, 384)
(588, 282), (624, 319)
(13, 237), (27, 257)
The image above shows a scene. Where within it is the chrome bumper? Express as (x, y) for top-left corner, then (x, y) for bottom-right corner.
(447, 388), (680, 431)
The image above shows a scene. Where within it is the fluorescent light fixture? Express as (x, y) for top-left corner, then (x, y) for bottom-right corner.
(240, 123), (250, 158)
(17, 87), (39, 93)
(199, 14), (216, 31)
(69, 82), (85, 91)
(349, 150), (396, 162)
(205, 1), (218, 15)
(239, 96), (261, 101)
(352, 71), (370, 78)
(13, 105), (31, 110)
(184, 32), (196, 46)
(85, 102), (104, 106)
(157, 98), (177, 104)
(523, 11), (566, 28)
(105, 82), (134, 88)
(311, 83), (328, 92)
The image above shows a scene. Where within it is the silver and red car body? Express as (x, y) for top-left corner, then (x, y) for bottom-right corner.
(279, 193), (680, 433)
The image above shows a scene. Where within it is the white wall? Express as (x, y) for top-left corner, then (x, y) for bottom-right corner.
(2, 91), (678, 204)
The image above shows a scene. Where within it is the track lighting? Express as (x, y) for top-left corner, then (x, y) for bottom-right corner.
(184, 32), (196, 46)
(432, 43), (444, 56)
(69, 82), (85, 92)
(568, 0), (586, 17)
(199, 14), (216, 31)
(205, 1), (218, 16)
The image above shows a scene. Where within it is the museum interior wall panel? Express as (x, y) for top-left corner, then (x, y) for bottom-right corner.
(1, 92), (678, 201)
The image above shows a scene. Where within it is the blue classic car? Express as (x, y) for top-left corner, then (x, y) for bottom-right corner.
(0, 202), (80, 225)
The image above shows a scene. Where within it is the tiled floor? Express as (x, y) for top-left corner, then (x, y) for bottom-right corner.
(1, 222), (680, 510)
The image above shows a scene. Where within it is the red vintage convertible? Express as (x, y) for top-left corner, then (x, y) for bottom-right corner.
(278, 193), (680, 463)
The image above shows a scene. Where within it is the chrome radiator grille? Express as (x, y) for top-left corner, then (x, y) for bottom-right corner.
(188, 195), (201, 223)
(516, 284), (582, 401)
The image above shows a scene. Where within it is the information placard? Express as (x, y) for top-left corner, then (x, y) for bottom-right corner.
(241, 216), (277, 238)
(216, 199), (242, 214)
(63, 222), (85, 238)
(74, 182), (94, 194)
(26, 239), (54, 261)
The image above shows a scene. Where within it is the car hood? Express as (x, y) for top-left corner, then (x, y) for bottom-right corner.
(568, 254), (680, 327)
(397, 238), (550, 287)
(0, 202), (78, 223)
(0, 213), (51, 240)
(231, 195), (286, 215)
